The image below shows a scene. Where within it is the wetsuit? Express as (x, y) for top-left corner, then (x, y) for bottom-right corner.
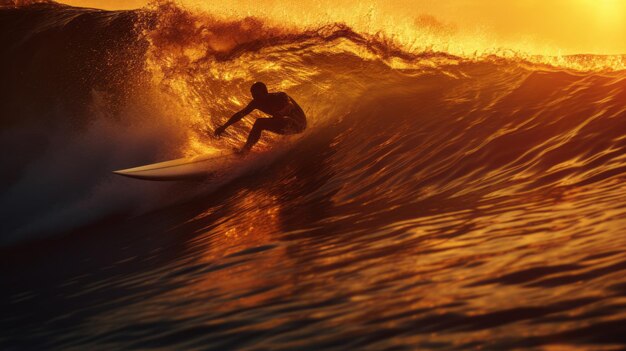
(223, 92), (307, 151)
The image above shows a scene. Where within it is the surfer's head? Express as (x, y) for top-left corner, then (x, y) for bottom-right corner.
(250, 81), (268, 99)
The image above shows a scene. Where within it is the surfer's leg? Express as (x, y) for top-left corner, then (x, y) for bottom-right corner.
(242, 118), (289, 151)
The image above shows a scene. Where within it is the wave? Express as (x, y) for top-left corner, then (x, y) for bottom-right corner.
(1, 2), (626, 245)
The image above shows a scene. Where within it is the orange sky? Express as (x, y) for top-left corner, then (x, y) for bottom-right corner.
(58, 0), (626, 55)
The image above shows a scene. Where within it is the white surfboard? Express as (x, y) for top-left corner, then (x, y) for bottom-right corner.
(113, 152), (241, 181)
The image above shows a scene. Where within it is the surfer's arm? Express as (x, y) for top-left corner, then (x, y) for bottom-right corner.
(215, 102), (256, 136)
(225, 102), (256, 128)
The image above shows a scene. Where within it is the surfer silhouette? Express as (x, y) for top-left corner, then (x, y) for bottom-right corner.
(214, 82), (307, 153)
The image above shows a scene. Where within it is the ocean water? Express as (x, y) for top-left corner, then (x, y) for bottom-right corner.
(2, 2), (626, 350)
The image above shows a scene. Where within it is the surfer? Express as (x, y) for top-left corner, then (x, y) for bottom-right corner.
(214, 82), (307, 153)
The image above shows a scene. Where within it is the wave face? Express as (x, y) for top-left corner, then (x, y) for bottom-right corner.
(3, 3), (626, 350)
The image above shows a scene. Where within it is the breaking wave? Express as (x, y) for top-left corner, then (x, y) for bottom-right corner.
(1, 1), (625, 245)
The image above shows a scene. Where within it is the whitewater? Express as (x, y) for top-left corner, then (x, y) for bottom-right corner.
(2, 2), (626, 350)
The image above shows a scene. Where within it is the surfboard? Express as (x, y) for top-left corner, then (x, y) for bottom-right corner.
(113, 152), (240, 181)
